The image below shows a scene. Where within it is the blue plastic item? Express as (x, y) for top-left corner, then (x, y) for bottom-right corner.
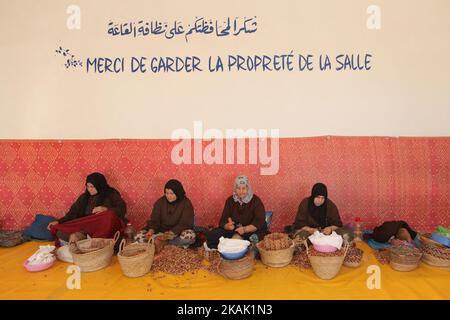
(219, 247), (248, 260)
(414, 234), (421, 248)
(431, 232), (450, 247)
(367, 238), (391, 250)
(22, 214), (56, 241)
(265, 211), (273, 231)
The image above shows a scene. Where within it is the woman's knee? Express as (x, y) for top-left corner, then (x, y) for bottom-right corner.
(177, 229), (196, 246)
(335, 227), (355, 243)
(56, 230), (69, 242)
(206, 228), (230, 249)
(396, 227), (412, 241)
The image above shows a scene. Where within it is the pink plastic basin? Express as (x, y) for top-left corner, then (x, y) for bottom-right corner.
(23, 257), (56, 272)
(313, 244), (338, 253)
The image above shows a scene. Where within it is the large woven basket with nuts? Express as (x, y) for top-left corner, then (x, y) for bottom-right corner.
(389, 246), (422, 272)
(257, 233), (295, 267)
(261, 233), (292, 250)
(344, 247), (364, 268)
(418, 234), (450, 268)
(218, 251), (255, 280)
(304, 240), (349, 280)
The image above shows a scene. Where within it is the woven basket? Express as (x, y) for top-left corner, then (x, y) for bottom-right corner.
(304, 240), (349, 280)
(76, 238), (111, 253)
(344, 260), (361, 268)
(257, 241), (294, 267)
(389, 246), (422, 272)
(262, 233), (292, 250)
(421, 243), (450, 268)
(418, 233), (444, 247)
(117, 238), (155, 278)
(218, 251), (255, 280)
(70, 231), (120, 272)
(344, 247), (363, 268)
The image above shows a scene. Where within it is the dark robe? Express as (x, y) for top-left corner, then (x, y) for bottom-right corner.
(146, 196), (194, 236)
(219, 195), (268, 239)
(58, 189), (127, 224)
(294, 198), (342, 230)
(371, 221), (417, 243)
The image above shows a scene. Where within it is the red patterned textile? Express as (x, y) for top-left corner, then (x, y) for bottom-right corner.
(0, 137), (448, 232)
(50, 209), (125, 246)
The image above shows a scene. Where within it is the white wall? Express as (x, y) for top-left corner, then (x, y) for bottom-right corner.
(0, 0), (449, 139)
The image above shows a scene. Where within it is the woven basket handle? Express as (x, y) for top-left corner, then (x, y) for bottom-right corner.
(113, 231), (121, 244)
(118, 238), (126, 254)
(217, 258), (223, 276)
(146, 237), (154, 249)
(69, 240), (80, 252)
(343, 243), (350, 257)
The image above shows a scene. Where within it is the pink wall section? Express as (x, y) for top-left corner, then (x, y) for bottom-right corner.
(0, 137), (449, 232)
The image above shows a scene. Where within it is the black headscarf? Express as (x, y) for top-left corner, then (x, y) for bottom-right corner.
(164, 179), (186, 204)
(80, 172), (114, 209)
(308, 183), (328, 229)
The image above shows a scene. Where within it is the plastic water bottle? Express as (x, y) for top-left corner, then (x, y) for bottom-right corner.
(124, 223), (136, 244)
(354, 217), (362, 242)
(249, 234), (260, 259)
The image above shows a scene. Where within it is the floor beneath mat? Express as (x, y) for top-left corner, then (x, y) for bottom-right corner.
(0, 241), (449, 300)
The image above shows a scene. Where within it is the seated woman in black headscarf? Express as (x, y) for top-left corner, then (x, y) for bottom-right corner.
(48, 172), (127, 245)
(135, 179), (196, 248)
(292, 182), (354, 243)
(206, 175), (268, 249)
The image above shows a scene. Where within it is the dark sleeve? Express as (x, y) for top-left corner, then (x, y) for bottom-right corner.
(219, 197), (233, 228)
(58, 194), (85, 224)
(249, 196), (266, 230)
(294, 199), (311, 230)
(327, 200), (343, 228)
(372, 221), (405, 243)
(107, 190), (127, 222)
(146, 199), (162, 233)
(171, 199), (195, 236)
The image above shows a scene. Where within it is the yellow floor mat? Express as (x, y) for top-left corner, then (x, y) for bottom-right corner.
(0, 241), (448, 300)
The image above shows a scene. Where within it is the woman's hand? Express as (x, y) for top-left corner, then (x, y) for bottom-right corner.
(145, 229), (155, 239)
(164, 231), (176, 240)
(47, 221), (58, 230)
(92, 206), (108, 214)
(224, 217), (235, 231)
(302, 226), (319, 234)
(235, 226), (245, 235)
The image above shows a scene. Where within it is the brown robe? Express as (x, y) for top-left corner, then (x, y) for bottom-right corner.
(58, 189), (127, 224)
(371, 221), (417, 243)
(219, 195), (268, 236)
(146, 197), (194, 235)
(294, 198), (342, 230)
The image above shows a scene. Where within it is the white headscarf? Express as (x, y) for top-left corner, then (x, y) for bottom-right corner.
(232, 175), (254, 205)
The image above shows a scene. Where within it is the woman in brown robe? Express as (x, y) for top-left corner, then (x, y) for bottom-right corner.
(137, 179), (196, 248)
(293, 182), (354, 243)
(206, 175), (268, 249)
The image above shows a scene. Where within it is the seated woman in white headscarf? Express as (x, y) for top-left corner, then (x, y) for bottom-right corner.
(206, 175), (268, 249)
